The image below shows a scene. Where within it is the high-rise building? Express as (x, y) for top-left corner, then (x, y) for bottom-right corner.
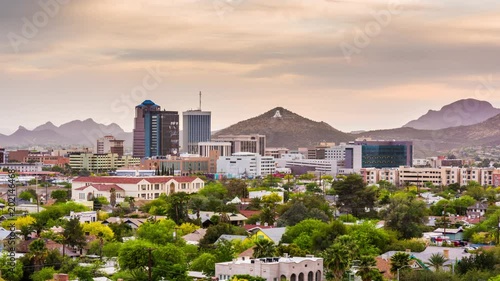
(97, 136), (124, 157)
(182, 110), (211, 154)
(133, 100), (179, 158)
(182, 92), (211, 154)
(0, 148), (5, 164)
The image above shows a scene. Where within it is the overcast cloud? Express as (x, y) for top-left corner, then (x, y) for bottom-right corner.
(1, 0), (500, 134)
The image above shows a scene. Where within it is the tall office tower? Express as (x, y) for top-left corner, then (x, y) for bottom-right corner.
(97, 135), (124, 157)
(182, 92), (212, 154)
(133, 100), (179, 158)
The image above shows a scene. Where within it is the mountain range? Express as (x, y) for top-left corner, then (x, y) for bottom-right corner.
(403, 99), (500, 130)
(2, 99), (500, 157)
(0, 119), (132, 148)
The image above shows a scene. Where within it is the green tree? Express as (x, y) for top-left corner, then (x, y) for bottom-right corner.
(167, 192), (190, 224)
(51, 189), (68, 203)
(137, 219), (177, 245)
(190, 253), (216, 276)
(62, 218), (86, 257)
(252, 239), (276, 258)
(31, 267), (56, 281)
(29, 239), (49, 271)
(384, 193), (427, 239)
(199, 223), (247, 247)
(333, 174), (377, 218)
(225, 179), (249, 199)
(0, 252), (23, 281)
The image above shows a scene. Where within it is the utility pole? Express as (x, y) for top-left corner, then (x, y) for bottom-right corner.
(497, 215), (500, 245)
(148, 248), (153, 281)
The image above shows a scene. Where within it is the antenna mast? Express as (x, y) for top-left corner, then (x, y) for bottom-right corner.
(199, 91), (202, 110)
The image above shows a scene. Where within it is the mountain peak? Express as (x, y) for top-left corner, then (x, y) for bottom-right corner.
(214, 107), (353, 149)
(33, 121), (57, 132)
(403, 99), (500, 130)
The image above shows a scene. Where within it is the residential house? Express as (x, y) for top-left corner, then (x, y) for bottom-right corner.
(467, 202), (488, 220)
(215, 235), (248, 244)
(182, 228), (208, 245)
(251, 227), (287, 245)
(63, 211), (98, 223)
(188, 211), (247, 227)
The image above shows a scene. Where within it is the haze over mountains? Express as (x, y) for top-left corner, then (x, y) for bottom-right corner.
(2, 99), (500, 157)
(0, 119), (132, 148)
(403, 99), (500, 130)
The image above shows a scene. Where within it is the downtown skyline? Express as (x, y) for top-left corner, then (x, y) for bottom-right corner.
(1, 0), (500, 134)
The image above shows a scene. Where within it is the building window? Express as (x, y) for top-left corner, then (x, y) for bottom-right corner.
(79, 193), (85, 200)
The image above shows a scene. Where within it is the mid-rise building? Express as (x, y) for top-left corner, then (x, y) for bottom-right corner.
(265, 147), (290, 159)
(217, 152), (275, 178)
(198, 142), (232, 158)
(213, 134), (266, 156)
(215, 255), (323, 281)
(355, 140), (413, 168)
(0, 163), (43, 172)
(69, 153), (140, 172)
(182, 109), (211, 154)
(133, 100), (179, 158)
(141, 154), (218, 175)
(97, 135), (125, 157)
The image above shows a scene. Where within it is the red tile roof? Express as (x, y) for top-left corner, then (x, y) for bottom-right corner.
(73, 176), (199, 184)
(75, 184), (124, 192)
(239, 210), (261, 218)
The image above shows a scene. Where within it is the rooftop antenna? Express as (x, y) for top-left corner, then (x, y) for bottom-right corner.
(199, 91), (202, 110)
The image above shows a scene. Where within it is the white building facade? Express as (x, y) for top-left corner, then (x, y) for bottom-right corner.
(217, 152), (275, 178)
(216, 255), (323, 281)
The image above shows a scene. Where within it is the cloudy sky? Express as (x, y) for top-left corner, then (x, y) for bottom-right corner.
(1, 0), (500, 134)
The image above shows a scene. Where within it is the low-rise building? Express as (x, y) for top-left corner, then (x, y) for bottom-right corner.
(63, 211), (98, 223)
(72, 176), (205, 202)
(0, 163), (43, 172)
(215, 255), (323, 281)
(217, 152), (275, 178)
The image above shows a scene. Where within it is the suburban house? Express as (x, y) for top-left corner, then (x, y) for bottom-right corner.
(433, 228), (464, 242)
(182, 228), (208, 245)
(63, 211), (98, 223)
(215, 255), (323, 281)
(0, 227), (15, 251)
(467, 202), (488, 219)
(72, 176), (205, 202)
(251, 227), (287, 245)
(187, 211), (247, 227)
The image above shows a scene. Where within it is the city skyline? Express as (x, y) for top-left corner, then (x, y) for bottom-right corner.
(1, 0), (500, 134)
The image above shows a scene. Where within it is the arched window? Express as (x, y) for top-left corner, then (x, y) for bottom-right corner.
(280, 275), (287, 281)
(308, 271), (313, 281)
(291, 274), (296, 281)
(298, 273), (304, 281)
(315, 270), (322, 281)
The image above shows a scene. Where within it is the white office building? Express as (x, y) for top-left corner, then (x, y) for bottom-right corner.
(217, 152), (275, 178)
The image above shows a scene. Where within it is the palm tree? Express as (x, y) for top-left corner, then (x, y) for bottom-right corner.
(252, 239), (276, 258)
(29, 239), (48, 271)
(425, 253), (448, 271)
(390, 252), (410, 274)
(320, 243), (351, 281)
(356, 255), (381, 281)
